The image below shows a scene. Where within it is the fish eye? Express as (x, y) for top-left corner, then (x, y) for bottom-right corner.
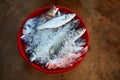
(24, 27), (26, 30)
(64, 15), (68, 19)
(27, 24), (31, 28)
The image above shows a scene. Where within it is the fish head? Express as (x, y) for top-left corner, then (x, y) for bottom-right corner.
(65, 14), (76, 20)
(29, 52), (37, 62)
(23, 25), (33, 34)
(61, 14), (76, 22)
(76, 28), (86, 35)
(52, 5), (59, 14)
(71, 19), (80, 28)
(47, 5), (59, 17)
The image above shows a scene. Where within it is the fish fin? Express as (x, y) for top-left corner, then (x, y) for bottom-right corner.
(81, 46), (88, 54)
(49, 46), (55, 55)
(56, 11), (61, 16)
(29, 52), (37, 62)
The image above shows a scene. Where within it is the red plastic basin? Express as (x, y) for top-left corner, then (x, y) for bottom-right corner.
(17, 6), (90, 74)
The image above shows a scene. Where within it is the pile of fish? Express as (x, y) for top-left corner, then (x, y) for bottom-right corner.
(21, 6), (88, 69)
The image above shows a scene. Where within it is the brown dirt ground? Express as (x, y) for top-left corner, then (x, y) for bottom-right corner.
(0, 0), (120, 80)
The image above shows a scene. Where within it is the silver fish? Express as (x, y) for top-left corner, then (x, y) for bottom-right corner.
(22, 6), (59, 35)
(37, 14), (76, 30)
(70, 28), (86, 44)
(22, 18), (36, 35)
